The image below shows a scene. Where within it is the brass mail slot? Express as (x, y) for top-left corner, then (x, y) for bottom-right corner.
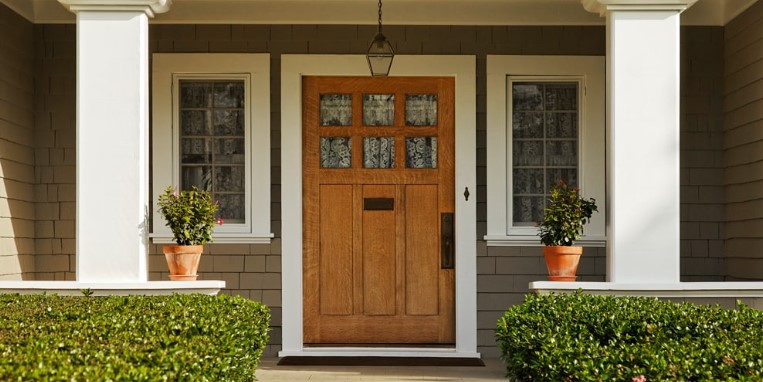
(364, 198), (394, 211)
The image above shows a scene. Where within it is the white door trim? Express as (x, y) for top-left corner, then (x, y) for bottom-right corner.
(280, 55), (478, 357)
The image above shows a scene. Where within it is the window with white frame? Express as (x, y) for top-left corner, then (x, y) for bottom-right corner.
(485, 56), (606, 246)
(151, 54), (272, 243)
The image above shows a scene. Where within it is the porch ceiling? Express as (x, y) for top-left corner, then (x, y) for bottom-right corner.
(2, 0), (759, 26)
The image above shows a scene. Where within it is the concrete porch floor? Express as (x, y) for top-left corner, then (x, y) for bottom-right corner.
(255, 357), (507, 381)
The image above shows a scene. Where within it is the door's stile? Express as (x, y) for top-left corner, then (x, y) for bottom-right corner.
(395, 184), (406, 316)
(438, 269), (456, 343)
(352, 184), (363, 315)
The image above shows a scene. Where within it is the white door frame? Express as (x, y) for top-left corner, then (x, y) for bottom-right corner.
(279, 55), (478, 357)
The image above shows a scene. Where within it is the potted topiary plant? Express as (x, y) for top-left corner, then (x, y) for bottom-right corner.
(157, 186), (220, 281)
(538, 179), (598, 281)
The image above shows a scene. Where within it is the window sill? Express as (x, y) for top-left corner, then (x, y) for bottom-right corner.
(483, 235), (606, 247)
(150, 233), (274, 245)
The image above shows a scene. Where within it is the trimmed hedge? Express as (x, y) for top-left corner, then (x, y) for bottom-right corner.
(496, 292), (763, 381)
(0, 293), (270, 381)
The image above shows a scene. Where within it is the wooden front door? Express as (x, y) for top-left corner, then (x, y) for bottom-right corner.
(303, 76), (455, 344)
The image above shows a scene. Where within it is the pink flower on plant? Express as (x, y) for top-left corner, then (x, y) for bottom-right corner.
(173, 191), (179, 198)
(632, 375), (646, 382)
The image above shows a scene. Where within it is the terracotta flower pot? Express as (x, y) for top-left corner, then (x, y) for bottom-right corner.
(542, 246), (583, 281)
(163, 245), (203, 281)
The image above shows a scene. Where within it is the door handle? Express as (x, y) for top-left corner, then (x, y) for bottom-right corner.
(441, 213), (454, 269)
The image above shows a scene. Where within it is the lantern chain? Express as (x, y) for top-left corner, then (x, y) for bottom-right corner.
(378, 0), (383, 34)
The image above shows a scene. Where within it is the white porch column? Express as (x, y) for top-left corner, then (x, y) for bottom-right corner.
(582, 0), (695, 283)
(59, 0), (171, 282)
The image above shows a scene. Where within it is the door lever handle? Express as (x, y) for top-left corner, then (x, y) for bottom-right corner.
(441, 213), (454, 269)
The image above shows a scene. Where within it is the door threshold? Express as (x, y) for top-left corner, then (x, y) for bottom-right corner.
(277, 355), (484, 366)
(278, 347), (481, 360)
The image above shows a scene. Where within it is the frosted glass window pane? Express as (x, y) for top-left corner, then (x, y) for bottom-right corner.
(214, 138), (245, 164)
(512, 169), (544, 194)
(545, 112), (578, 138)
(181, 138), (212, 164)
(363, 137), (395, 168)
(215, 193), (245, 222)
(512, 112), (543, 138)
(405, 94), (437, 126)
(181, 165), (212, 192)
(179, 79), (246, 223)
(363, 94), (395, 126)
(513, 196), (545, 225)
(180, 110), (212, 136)
(511, 81), (579, 225)
(406, 137), (437, 169)
(215, 166), (245, 193)
(320, 94), (352, 126)
(214, 82), (244, 108)
(546, 141), (577, 166)
(320, 137), (352, 168)
(512, 141), (543, 166)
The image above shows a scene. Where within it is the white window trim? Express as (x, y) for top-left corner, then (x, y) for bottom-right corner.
(485, 56), (606, 247)
(151, 53), (273, 244)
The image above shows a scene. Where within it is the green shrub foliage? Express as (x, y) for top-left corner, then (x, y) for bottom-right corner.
(496, 292), (763, 381)
(0, 294), (270, 381)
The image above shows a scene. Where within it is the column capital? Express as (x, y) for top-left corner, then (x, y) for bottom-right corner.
(58, 0), (171, 17)
(581, 0), (696, 16)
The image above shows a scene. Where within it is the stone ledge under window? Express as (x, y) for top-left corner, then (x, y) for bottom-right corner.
(150, 234), (274, 245)
(484, 235), (606, 247)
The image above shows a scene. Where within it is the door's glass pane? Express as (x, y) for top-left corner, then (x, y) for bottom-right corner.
(320, 137), (352, 168)
(363, 137), (395, 168)
(179, 79), (246, 223)
(405, 137), (437, 168)
(405, 94), (437, 126)
(320, 94), (352, 126)
(363, 94), (395, 126)
(512, 140), (543, 166)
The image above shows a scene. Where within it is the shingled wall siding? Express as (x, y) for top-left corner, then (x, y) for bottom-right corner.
(724, 1), (763, 281)
(29, 23), (725, 356)
(0, 3), (35, 280)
